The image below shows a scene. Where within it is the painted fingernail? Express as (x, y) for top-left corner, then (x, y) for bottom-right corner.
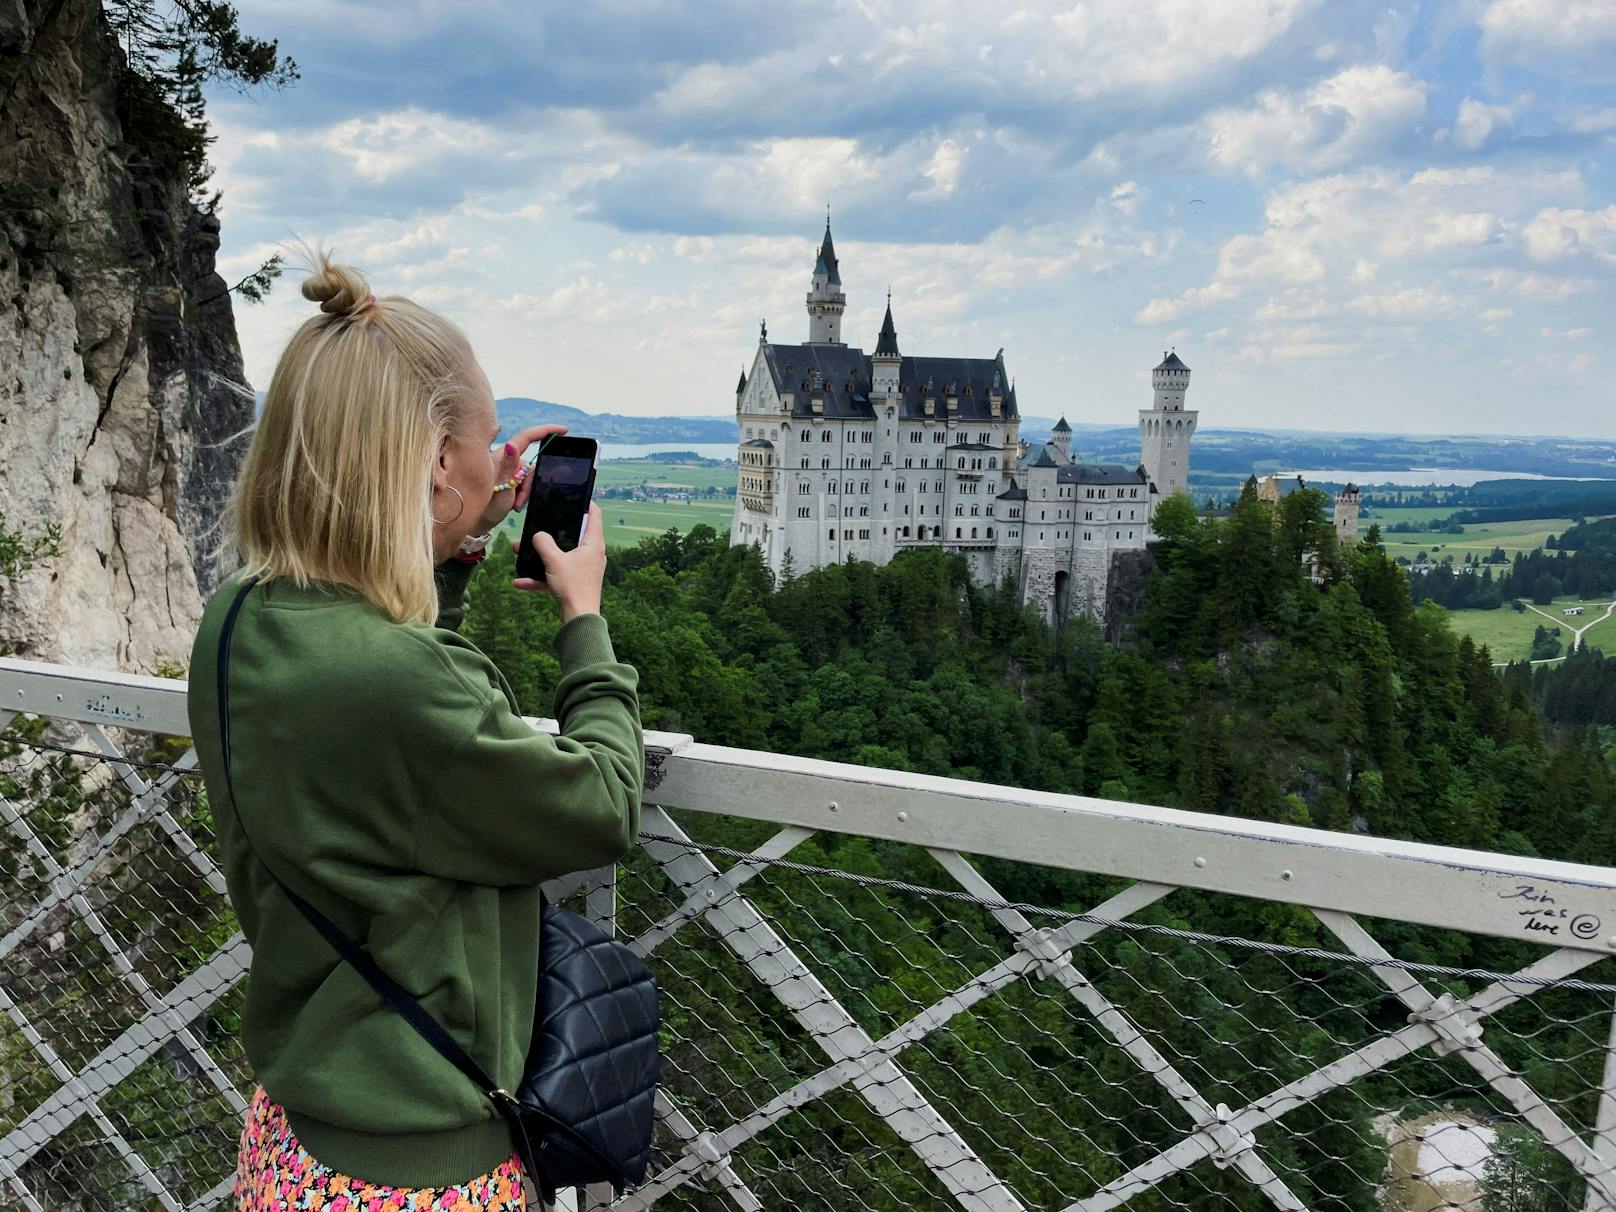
(504, 442), (516, 457)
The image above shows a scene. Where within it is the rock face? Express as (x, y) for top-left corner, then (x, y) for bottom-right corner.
(0, 0), (252, 672)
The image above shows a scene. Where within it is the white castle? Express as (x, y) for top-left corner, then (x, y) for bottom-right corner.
(730, 221), (1198, 625)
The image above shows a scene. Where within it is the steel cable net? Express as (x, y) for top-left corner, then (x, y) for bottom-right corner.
(5, 731), (1616, 1211)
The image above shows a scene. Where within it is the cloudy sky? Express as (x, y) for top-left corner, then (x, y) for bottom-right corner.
(205, 0), (1616, 437)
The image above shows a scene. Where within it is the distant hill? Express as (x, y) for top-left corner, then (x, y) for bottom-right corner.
(496, 398), (735, 443)
(261, 393), (1613, 480)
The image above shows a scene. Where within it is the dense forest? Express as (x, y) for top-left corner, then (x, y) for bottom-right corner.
(466, 481), (1616, 865)
(1410, 516), (1616, 609)
(455, 481), (1616, 1208)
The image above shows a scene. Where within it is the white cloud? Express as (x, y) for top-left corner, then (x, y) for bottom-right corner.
(1204, 64), (1427, 175)
(320, 109), (500, 182)
(1478, 0), (1616, 72)
(1448, 97), (1514, 149)
(1523, 206), (1616, 265)
(1346, 286), (1461, 320)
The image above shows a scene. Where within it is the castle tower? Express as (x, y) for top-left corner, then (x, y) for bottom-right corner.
(1051, 415), (1072, 462)
(871, 294), (902, 565)
(1334, 483), (1362, 544)
(806, 217), (845, 345)
(1138, 349), (1197, 500)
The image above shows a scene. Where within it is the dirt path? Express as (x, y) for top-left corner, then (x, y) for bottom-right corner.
(1522, 599), (1616, 652)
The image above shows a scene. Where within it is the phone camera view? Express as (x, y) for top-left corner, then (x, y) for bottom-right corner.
(532, 455), (593, 548)
(517, 442), (598, 582)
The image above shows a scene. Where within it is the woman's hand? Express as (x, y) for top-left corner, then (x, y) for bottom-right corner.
(471, 423), (567, 535)
(513, 502), (606, 622)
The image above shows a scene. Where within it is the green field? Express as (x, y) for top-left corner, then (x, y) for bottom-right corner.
(599, 499), (734, 547)
(490, 457), (738, 553)
(594, 459), (737, 492)
(1441, 595), (1614, 664)
(495, 496), (734, 550)
(1378, 517), (1588, 563)
(1366, 505), (1469, 526)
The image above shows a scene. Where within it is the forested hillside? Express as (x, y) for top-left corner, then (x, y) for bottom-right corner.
(466, 481), (1616, 869)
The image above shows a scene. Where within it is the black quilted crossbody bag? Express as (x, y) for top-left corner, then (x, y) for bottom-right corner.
(215, 578), (660, 1203)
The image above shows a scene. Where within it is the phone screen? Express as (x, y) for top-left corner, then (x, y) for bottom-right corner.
(517, 439), (598, 580)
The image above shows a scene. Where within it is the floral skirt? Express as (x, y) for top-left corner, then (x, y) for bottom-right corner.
(235, 1085), (528, 1210)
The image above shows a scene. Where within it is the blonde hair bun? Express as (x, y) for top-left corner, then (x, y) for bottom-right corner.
(299, 251), (371, 316)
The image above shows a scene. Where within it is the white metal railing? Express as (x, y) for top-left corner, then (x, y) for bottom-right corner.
(6, 654), (1616, 1210)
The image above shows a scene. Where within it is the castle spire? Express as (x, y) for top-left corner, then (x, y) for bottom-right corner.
(806, 211), (845, 344)
(875, 290), (899, 357)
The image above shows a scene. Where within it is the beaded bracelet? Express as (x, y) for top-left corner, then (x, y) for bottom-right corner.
(491, 462), (531, 495)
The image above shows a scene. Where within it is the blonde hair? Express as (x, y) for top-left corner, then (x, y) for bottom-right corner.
(228, 247), (480, 624)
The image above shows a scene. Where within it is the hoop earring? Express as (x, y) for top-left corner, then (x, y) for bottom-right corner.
(430, 484), (464, 525)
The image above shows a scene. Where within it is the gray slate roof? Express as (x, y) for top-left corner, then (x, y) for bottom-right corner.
(1021, 444), (1064, 468)
(741, 438), (774, 448)
(757, 342), (1018, 422)
(1052, 416), (1072, 432)
(1155, 350), (1189, 371)
(1056, 463), (1149, 486)
(996, 485), (1028, 500)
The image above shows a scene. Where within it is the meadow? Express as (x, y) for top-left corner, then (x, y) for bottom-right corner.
(1441, 595), (1615, 664)
(495, 457), (737, 551)
(1375, 517), (1586, 563)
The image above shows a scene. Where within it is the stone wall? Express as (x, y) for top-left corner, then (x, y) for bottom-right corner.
(0, 0), (252, 672)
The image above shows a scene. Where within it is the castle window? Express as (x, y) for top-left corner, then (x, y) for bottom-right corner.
(987, 527), (994, 538)
(956, 528), (962, 539)
(1084, 532), (1091, 541)
(798, 507), (810, 518)
(859, 529), (869, 539)
(971, 527), (978, 538)
(828, 528), (835, 541)
(845, 529), (853, 539)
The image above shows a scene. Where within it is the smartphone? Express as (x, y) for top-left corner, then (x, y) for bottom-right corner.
(515, 436), (600, 582)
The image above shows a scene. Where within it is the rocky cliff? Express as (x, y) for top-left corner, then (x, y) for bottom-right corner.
(0, 0), (252, 672)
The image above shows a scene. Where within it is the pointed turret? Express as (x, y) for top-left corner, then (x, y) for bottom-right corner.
(736, 367), (747, 394)
(875, 294), (899, 356)
(806, 211), (846, 344)
(871, 291), (901, 397)
(1051, 415), (1072, 459)
(815, 219), (841, 286)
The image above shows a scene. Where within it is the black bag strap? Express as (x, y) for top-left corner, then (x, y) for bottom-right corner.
(215, 578), (514, 1111)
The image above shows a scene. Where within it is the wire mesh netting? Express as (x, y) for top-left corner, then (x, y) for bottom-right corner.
(5, 721), (1616, 1211)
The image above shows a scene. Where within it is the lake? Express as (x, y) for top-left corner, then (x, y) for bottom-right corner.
(597, 442), (737, 462)
(1277, 468), (1608, 487)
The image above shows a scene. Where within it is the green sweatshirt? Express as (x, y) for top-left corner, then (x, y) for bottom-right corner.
(186, 559), (643, 1187)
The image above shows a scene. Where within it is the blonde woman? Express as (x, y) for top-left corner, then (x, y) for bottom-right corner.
(186, 253), (643, 1210)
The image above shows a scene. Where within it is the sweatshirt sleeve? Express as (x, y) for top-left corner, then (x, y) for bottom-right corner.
(433, 558), (479, 632)
(409, 613), (644, 887)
